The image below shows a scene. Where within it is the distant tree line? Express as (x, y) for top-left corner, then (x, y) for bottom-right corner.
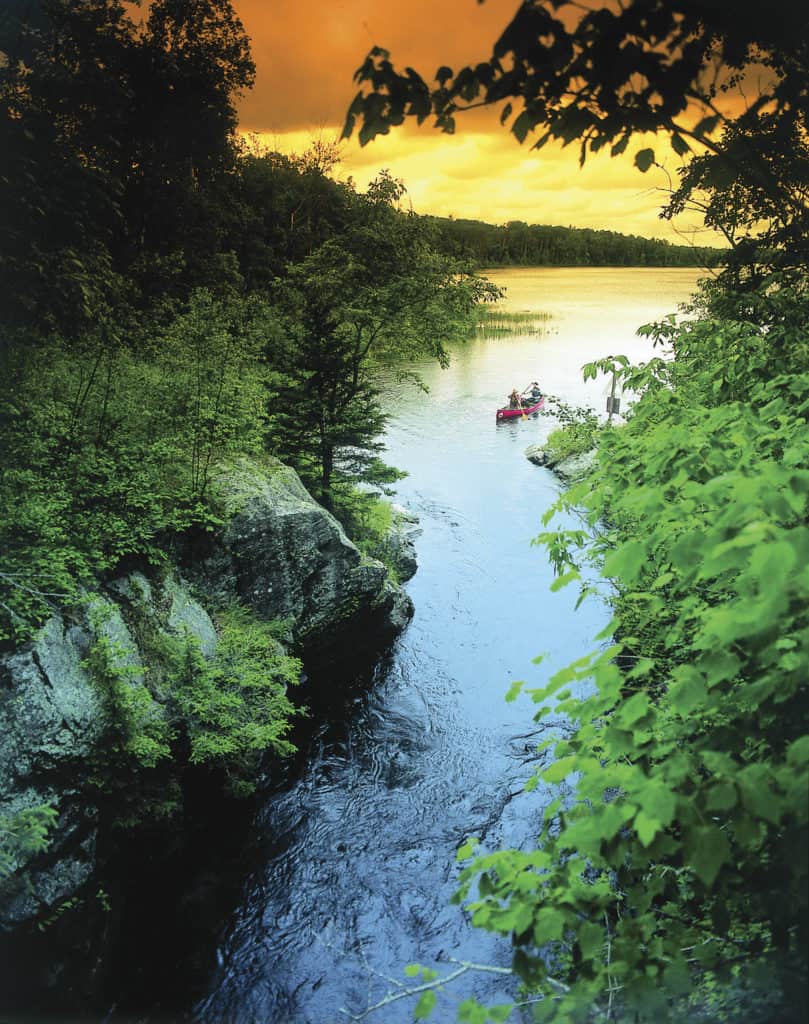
(425, 216), (723, 268)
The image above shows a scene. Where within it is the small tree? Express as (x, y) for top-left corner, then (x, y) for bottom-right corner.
(267, 173), (498, 509)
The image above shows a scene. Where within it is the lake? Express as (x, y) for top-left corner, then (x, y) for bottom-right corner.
(191, 267), (703, 1023)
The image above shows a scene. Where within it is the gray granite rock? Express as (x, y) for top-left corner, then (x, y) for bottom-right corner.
(164, 577), (217, 658)
(525, 444), (548, 467)
(376, 506), (420, 583)
(200, 457), (414, 648)
(0, 614), (105, 928)
(0, 579), (216, 929)
(525, 444), (598, 483)
(554, 448), (599, 483)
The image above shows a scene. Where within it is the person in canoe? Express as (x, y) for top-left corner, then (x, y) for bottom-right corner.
(523, 381), (542, 403)
(508, 387), (523, 409)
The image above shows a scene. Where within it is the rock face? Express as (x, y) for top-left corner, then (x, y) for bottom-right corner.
(0, 456), (412, 931)
(0, 579), (216, 931)
(192, 457), (413, 648)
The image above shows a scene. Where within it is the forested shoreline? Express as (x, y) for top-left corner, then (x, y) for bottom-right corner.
(0, 0), (490, 958)
(427, 216), (721, 268)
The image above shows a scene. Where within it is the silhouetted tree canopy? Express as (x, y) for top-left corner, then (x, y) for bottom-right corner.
(344, 0), (809, 282)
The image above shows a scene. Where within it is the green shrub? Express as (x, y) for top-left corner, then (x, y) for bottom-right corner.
(0, 291), (272, 643)
(171, 606), (302, 795)
(332, 486), (404, 581)
(0, 805), (58, 882)
(541, 396), (601, 464)
(81, 599), (301, 805)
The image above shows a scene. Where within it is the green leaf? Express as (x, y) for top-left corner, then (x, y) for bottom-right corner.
(639, 782), (677, 826)
(687, 826), (731, 886)
(618, 692), (650, 726)
(737, 765), (781, 823)
(635, 809), (662, 847)
(787, 736), (809, 767)
(533, 908), (566, 944)
(457, 837), (480, 861)
(414, 989), (437, 1019)
(706, 782), (737, 811)
(542, 756), (579, 783)
(489, 1005), (514, 1023)
(669, 667), (706, 716)
(634, 147), (656, 172)
(577, 920), (604, 959)
(603, 540), (646, 584)
(458, 1000), (489, 1024)
(505, 679), (525, 702)
(404, 963), (421, 978)
(550, 569), (580, 592)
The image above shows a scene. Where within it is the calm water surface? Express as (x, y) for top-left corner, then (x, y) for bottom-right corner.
(195, 268), (701, 1023)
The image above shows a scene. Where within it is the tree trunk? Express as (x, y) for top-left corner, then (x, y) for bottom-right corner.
(320, 441), (334, 511)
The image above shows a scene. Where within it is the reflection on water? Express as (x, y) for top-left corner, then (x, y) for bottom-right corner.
(196, 268), (700, 1023)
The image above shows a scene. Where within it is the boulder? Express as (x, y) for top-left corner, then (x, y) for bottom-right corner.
(525, 444), (548, 467)
(370, 504), (420, 583)
(196, 457), (413, 649)
(524, 444), (598, 483)
(553, 448), (599, 484)
(0, 579), (218, 930)
(1, 609), (111, 929)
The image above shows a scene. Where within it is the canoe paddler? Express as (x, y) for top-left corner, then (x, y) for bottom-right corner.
(508, 387), (522, 409)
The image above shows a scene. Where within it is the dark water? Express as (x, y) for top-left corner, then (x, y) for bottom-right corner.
(194, 269), (700, 1024)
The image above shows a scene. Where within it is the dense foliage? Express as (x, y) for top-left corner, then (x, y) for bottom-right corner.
(0, 2), (489, 640)
(0, 291), (270, 640)
(83, 600), (301, 810)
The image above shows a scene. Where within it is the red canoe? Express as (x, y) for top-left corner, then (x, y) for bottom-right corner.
(496, 397), (545, 421)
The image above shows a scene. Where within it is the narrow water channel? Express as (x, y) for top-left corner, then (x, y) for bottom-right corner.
(194, 268), (701, 1023)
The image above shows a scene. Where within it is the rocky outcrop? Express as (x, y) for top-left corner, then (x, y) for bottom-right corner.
(0, 578), (216, 930)
(525, 444), (598, 484)
(0, 456), (412, 931)
(190, 457), (413, 648)
(365, 504), (420, 584)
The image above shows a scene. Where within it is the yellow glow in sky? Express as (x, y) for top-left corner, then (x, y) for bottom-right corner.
(233, 0), (715, 243)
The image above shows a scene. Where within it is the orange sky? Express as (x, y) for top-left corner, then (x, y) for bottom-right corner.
(231, 0), (714, 243)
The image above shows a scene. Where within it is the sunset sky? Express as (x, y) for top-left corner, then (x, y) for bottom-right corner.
(231, 0), (712, 243)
